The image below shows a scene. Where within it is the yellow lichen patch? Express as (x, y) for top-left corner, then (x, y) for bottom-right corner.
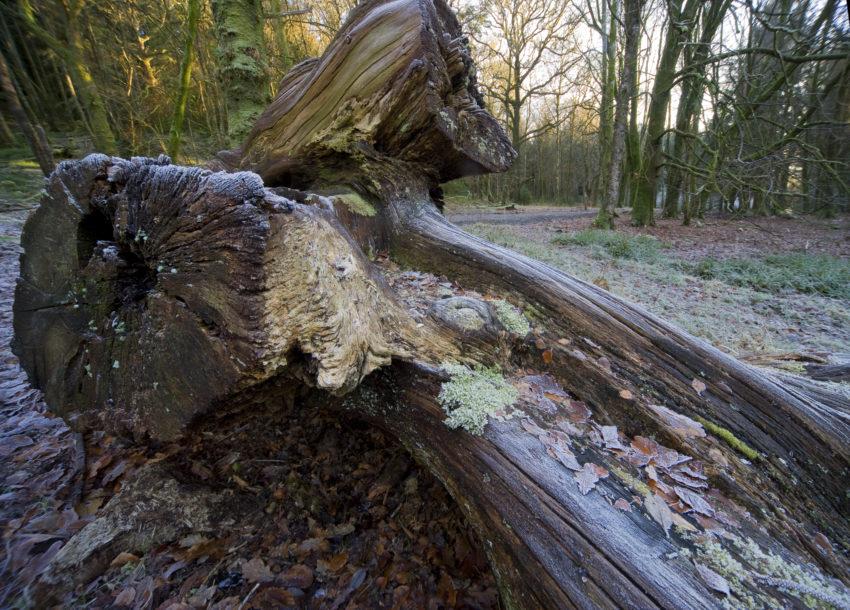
(608, 465), (652, 497)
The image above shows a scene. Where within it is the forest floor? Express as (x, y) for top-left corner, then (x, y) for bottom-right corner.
(463, 207), (850, 364)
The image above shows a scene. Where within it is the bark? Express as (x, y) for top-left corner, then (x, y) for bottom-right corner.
(663, 0), (731, 219)
(0, 48), (53, 175)
(595, 0), (617, 206)
(212, 0), (269, 143)
(597, 0), (641, 227)
(167, 0), (202, 160)
(13, 0), (850, 607)
(0, 111), (15, 146)
(631, 0), (701, 227)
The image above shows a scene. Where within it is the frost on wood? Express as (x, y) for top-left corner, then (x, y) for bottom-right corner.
(438, 363), (518, 434)
(12, 154), (442, 439)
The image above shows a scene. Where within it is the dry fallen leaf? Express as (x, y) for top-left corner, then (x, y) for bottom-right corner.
(600, 425), (624, 450)
(278, 564), (314, 588)
(241, 557), (275, 583)
(695, 563), (730, 596)
(547, 445), (581, 471)
(520, 417), (545, 433)
(113, 587), (136, 607)
(110, 551), (139, 568)
(671, 513), (697, 532)
(614, 498), (632, 512)
(691, 378), (707, 395)
(618, 389), (633, 400)
(648, 404), (706, 438)
(644, 493), (674, 537)
(575, 462), (601, 495)
(674, 486), (715, 517)
(668, 469), (708, 490)
(542, 349), (553, 364)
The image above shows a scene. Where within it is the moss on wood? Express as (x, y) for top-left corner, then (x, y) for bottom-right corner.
(694, 416), (761, 461)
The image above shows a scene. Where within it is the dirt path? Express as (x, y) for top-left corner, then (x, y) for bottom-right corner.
(447, 206), (596, 226)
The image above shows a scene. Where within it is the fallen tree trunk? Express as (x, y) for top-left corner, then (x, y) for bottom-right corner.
(13, 0), (850, 607)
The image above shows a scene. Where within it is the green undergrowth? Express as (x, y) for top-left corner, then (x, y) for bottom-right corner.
(551, 229), (667, 261)
(683, 254), (850, 299)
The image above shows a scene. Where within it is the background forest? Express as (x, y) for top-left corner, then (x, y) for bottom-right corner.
(1, 0), (848, 225)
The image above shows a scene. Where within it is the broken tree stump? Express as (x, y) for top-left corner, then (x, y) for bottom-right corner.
(13, 0), (850, 607)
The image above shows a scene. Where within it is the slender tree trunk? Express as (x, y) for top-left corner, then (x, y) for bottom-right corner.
(0, 49), (53, 175)
(597, 0), (641, 227)
(664, 0), (731, 218)
(624, 31), (641, 210)
(168, 0), (202, 160)
(61, 1), (116, 153)
(18, 0), (117, 153)
(596, 0), (618, 206)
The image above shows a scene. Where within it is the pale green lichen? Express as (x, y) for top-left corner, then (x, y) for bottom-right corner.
(492, 300), (531, 336)
(438, 363), (518, 435)
(334, 192), (376, 217)
(691, 537), (760, 609)
(686, 533), (850, 610)
(694, 416), (761, 461)
(449, 307), (485, 330)
(733, 536), (850, 609)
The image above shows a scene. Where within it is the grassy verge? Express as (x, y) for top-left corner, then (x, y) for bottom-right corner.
(0, 146), (46, 210)
(683, 254), (850, 299)
(552, 229), (667, 261)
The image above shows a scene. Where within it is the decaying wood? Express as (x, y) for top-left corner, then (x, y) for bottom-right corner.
(13, 154), (453, 440)
(13, 0), (850, 607)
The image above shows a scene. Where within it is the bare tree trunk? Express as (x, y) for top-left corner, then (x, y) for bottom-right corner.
(631, 0), (701, 227)
(14, 1), (850, 607)
(596, 0), (618, 206)
(597, 0), (641, 227)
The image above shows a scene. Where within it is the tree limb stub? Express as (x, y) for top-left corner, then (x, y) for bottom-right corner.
(14, 0), (850, 607)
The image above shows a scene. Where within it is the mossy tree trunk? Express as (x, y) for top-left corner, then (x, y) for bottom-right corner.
(631, 0), (701, 227)
(14, 0), (850, 607)
(18, 0), (117, 154)
(211, 0), (269, 144)
(597, 0), (642, 228)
